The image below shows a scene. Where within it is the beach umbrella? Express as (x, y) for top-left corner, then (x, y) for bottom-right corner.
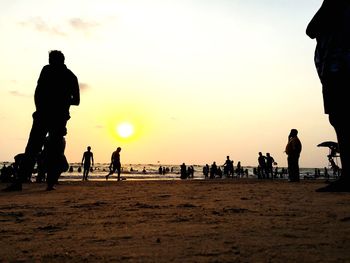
(317, 141), (339, 150)
(317, 141), (339, 156)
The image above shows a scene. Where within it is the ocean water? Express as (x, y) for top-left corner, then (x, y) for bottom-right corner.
(0, 162), (338, 181)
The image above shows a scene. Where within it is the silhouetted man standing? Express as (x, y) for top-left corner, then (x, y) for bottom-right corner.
(3, 50), (80, 191)
(265, 153), (275, 179)
(257, 152), (266, 179)
(81, 146), (94, 181)
(285, 129), (302, 182)
(306, 0), (350, 191)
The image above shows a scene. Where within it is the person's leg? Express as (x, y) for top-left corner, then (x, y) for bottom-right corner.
(45, 118), (67, 190)
(85, 165), (90, 180)
(106, 165), (115, 180)
(330, 115), (350, 180)
(316, 58), (350, 191)
(288, 156), (299, 182)
(22, 115), (49, 182)
(117, 163), (121, 181)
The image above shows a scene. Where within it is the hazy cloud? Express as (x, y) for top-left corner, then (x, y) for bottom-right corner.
(9, 90), (31, 98)
(95, 125), (104, 129)
(19, 17), (99, 37)
(19, 17), (66, 36)
(69, 18), (99, 32)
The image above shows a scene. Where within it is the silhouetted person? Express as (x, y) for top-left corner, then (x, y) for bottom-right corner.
(236, 161), (242, 178)
(210, 161), (218, 179)
(265, 153), (275, 179)
(324, 167), (329, 180)
(306, 0), (350, 191)
(329, 158), (340, 177)
(180, 163), (187, 179)
(3, 50), (80, 191)
(106, 147), (122, 181)
(81, 146), (94, 181)
(203, 164), (209, 178)
(12, 153), (25, 182)
(257, 152), (266, 179)
(0, 163), (15, 183)
(223, 156), (234, 178)
(187, 166), (193, 178)
(285, 129), (302, 182)
(217, 166), (223, 178)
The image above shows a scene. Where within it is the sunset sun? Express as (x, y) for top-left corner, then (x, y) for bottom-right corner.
(116, 122), (134, 138)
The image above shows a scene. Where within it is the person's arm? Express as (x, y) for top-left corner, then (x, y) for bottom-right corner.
(34, 66), (49, 110)
(91, 153), (94, 166)
(81, 153), (85, 165)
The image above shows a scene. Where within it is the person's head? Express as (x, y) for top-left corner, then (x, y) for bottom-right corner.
(49, 50), (65, 65)
(259, 152), (262, 156)
(290, 129), (298, 137)
(266, 152), (270, 156)
(117, 147), (121, 152)
(87, 146), (91, 151)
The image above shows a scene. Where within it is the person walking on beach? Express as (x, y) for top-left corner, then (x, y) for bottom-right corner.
(265, 153), (275, 179)
(81, 146), (94, 181)
(3, 50), (80, 191)
(285, 129), (302, 182)
(106, 147), (122, 181)
(306, 0), (350, 192)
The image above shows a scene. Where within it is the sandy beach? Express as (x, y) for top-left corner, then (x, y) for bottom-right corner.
(1, 179), (350, 262)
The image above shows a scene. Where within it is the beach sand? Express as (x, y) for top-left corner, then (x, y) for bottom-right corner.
(1, 179), (350, 262)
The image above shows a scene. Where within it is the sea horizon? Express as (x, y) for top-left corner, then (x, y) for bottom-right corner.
(1, 162), (337, 182)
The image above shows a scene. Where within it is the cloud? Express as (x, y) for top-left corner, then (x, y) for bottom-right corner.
(9, 90), (31, 98)
(69, 18), (99, 32)
(79, 82), (90, 91)
(19, 17), (99, 37)
(19, 17), (66, 37)
(95, 125), (104, 129)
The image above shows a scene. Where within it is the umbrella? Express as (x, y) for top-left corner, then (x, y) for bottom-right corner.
(317, 141), (339, 155)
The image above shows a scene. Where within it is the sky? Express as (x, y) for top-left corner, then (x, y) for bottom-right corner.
(0, 0), (337, 168)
